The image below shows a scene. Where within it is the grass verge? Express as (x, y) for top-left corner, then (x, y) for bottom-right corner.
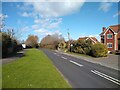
(66, 51), (94, 58)
(2, 48), (71, 88)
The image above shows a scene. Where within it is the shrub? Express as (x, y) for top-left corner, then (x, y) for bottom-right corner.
(2, 32), (19, 58)
(73, 46), (85, 54)
(90, 43), (108, 57)
(71, 39), (92, 55)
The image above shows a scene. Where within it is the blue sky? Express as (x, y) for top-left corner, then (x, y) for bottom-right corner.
(2, 1), (119, 42)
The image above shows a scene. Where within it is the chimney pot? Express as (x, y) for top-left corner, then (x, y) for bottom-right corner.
(103, 27), (106, 31)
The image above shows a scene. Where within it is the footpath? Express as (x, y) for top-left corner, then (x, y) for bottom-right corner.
(2, 50), (25, 65)
(56, 50), (120, 71)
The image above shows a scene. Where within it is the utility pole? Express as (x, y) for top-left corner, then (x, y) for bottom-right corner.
(67, 29), (70, 51)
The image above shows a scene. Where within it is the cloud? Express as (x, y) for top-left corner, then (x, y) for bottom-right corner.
(99, 2), (112, 12)
(21, 26), (30, 31)
(24, 1), (85, 17)
(17, 1), (85, 39)
(113, 11), (120, 18)
(31, 24), (39, 30)
(35, 28), (62, 36)
(33, 17), (62, 30)
(0, 14), (8, 19)
(20, 12), (31, 17)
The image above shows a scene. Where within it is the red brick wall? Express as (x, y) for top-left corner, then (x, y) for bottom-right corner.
(116, 34), (118, 50)
(105, 29), (115, 51)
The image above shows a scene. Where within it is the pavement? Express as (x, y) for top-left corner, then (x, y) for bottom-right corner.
(2, 50), (25, 65)
(41, 48), (120, 88)
(55, 51), (120, 71)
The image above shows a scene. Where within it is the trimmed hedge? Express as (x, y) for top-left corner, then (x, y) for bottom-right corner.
(90, 43), (108, 57)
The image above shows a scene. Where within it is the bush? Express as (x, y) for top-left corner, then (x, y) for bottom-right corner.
(73, 46), (85, 54)
(2, 32), (19, 58)
(71, 39), (92, 55)
(90, 43), (108, 57)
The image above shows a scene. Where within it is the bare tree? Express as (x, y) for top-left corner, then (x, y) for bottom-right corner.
(40, 33), (65, 49)
(25, 35), (39, 47)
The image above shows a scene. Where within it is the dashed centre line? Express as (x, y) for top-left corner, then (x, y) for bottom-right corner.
(70, 60), (83, 67)
(54, 53), (57, 55)
(61, 56), (67, 60)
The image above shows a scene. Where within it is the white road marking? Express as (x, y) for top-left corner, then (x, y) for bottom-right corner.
(70, 60), (83, 67)
(54, 53), (57, 55)
(91, 70), (120, 86)
(61, 56), (67, 60)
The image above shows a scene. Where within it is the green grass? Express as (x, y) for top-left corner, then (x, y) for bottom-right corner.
(2, 48), (71, 88)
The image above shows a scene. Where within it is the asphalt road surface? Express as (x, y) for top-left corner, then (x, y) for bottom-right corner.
(41, 49), (120, 88)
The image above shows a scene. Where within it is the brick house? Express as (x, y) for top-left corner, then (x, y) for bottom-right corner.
(78, 37), (99, 44)
(100, 24), (120, 51)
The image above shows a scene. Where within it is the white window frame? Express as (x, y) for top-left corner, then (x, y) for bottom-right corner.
(107, 43), (112, 48)
(107, 34), (113, 39)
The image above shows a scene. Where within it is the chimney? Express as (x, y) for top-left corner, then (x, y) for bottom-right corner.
(102, 27), (106, 32)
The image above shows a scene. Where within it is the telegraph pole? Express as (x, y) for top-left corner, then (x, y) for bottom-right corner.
(67, 29), (70, 51)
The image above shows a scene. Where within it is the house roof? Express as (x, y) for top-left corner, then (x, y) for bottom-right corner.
(109, 24), (120, 33)
(100, 24), (120, 35)
(78, 37), (88, 41)
(118, 32), (120, 39)
(78, 37), (99, 43)
(90, 37), (99, 43)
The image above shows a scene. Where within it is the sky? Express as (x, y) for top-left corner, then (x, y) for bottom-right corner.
(1, 0), (119, 42)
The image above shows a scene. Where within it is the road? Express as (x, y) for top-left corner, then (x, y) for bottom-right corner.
(41, 49), (120, 88)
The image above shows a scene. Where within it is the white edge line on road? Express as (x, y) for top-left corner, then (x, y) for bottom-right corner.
(70, 60), (83, 67)
(61, 56), (67, 60)
(91, 70), (120, 86)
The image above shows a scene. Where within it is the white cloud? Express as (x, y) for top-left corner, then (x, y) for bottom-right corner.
(113, 11), (120, 18)
(99, 2), (112, 12)
(21, 26), (30, 31)
(23, 1), (85, 17)
(21, 12), (31, 17)
(35, 28), (53, 35)
(35, 28), (62, 36)
(31, 24), (39, 30)
(0, 14), (8, 19)
(17, 1), (85, 39)
(34, 19), (41, 24)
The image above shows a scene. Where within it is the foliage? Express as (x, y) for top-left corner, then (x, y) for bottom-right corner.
(40, 33), (65, 49)
(2, 32), (21, 58)
(58, 41), (66, 50)
(90, 43), (108, 57)
(71, 39), (92, 55)
(25, 35), (38, 48)
(2, 49), (71, 88)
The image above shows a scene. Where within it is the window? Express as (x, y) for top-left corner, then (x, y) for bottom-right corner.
(107, 34), (112, 39)
(107, 43), (112, 48)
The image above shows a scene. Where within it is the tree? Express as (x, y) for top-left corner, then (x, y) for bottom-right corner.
(40, 33), (65, 49)
(25, 35), (38, 48)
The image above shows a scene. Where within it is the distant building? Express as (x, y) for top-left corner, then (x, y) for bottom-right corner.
(100, 24), (120, 51)
(78, 37), (99, 44)
(22, 44), (26, 49)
